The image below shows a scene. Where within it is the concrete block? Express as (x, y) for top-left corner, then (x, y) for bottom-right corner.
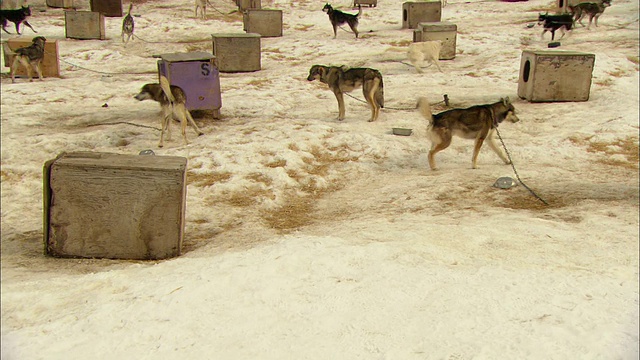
(402, 1), (441, 29)
(65, 11), (106, 40)
(243, 9), (283, 37)
(211, 33), (261, 72)
(3, 38), (61, 78)
(353, 0), (377, 7)
(414, 21), (457, 59)
(517, 50), (595, 102)
(43, 152), (188, 260)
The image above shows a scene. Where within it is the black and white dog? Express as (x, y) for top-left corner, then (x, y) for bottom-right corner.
(538, 12), (574, 40)
(322, 3), (362, 39)
(0, 5), (37, 34)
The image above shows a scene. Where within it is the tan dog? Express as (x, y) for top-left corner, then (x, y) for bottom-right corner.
(408, 41), (443, 73)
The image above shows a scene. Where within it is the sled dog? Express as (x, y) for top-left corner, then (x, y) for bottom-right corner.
(10, 36), (46, 83)
(569, 0), (611, 29)
(1, 5), (37, 34)
(134, 76), (204, 147)
(195, 0), (212, 19)
(122, 4), (134, 44)
(408, 41), (443, 73)
(418, 97), (520, 170)
(538, 13), (574, 40)
(307, 64), (384, 122)
(323, 3), (362, 38)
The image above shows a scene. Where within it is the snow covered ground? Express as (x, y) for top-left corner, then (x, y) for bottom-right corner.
(1, 0), (638, 358)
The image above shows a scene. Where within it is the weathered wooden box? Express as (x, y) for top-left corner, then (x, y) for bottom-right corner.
(402, 1), (441, 29)
(243, 9), (283, 38)
(413, 21), (456, 59)
(211, 33), (261, 72)
(46, 0), (74, 8)
(0, 0), (21, 9)
(65, 11), (106, 40)
(157, 52), (222, 119)
(518, 50), (595, 102)
(556, 0), (582, 14)
(3, 38), (61, 78)
(43, 152), (188, 260)
(90, 0), (123, 17)
(238, 0), (261, 11)
(353, 0), (378, 7)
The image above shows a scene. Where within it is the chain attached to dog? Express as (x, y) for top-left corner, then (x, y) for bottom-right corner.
(495, 127), (549, 206)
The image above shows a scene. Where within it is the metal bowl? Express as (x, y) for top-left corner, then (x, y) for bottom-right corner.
(392, 128), (413, 136)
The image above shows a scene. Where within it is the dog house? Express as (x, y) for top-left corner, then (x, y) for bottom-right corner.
(238, 0), (261, 11)
(43, 152), (188, 260)
(402, 1), (441, 29)
(3, 38), (61, 78)
(243, 9), (283, 37)
(89, 0), (123, 17)
(517, 50), (595, 102)
(64, 11), (106, 40)
(413, 21), (457, 59)
(353, 0), (378, 7)
(157, 52), (222, 119)
(211, 33), (261, 72)
(46, 0), (74, 8)
(556, 0), (582, 13)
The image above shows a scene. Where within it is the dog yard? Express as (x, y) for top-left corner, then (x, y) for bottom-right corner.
(1, 0), (639, 358)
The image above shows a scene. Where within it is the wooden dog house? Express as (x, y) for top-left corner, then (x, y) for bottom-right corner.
(43, 152), (188, 260)
(517, 50), (595, 102)
(556, 0), (582, 13)
(46, 0), (74, 8)
(211, 33), (261, 72)
(353, 0), (378, 6)
(402, 1), (441, 29)
(64, 11), (106, 40)
(413, 21), (457, 59)
(3, 38), (61, 78)
(238, 0), (261, 11)
(243, 9), (283, 37)
(90, 0), (123, 17)
(157, 52), (222, 119)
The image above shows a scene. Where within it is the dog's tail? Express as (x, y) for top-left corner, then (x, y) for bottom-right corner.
(2, 42), (16, 57)
(376, 74), (384, 108)
(159, 75), (175, 104)
(356, 4), (362, 17)
(417, 97), (433, 123)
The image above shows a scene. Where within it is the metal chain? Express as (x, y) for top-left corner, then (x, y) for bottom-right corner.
(495, 127), (549, 206)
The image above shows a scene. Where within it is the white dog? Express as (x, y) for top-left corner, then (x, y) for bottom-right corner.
(195, 0), (212, 19)
(408, 41), (443, 73)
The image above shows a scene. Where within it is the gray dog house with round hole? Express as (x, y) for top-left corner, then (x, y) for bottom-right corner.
(517, 50), (595, 102)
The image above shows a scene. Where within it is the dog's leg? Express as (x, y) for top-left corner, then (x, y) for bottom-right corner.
(408, 47), (424, 73)
(333, 90), (346, 120)
(184, 105), (204, 136)
(21, 57), (34, 82)
(174, 106), (190, 146)
(33, 60), (43, 81)
(487, 130), (510, 165)
(332, 24), (338, 38)
(350, 23), (359, 38)
(10, 57), (20, 83)
(471, 136), (486, 169)
(363, 78), (381, 122)
(427, 129), (451, 170)
(22, 21), (37, 33)
(159, 106), (172, 147)
(430, 54), (443, 72)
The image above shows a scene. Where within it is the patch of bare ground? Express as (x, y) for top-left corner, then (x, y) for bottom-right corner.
(569, 135), (639, 169)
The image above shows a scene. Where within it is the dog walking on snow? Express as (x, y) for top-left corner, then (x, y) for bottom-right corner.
(323, 3), (362, 38)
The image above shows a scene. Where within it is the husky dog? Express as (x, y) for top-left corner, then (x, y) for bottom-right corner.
(569, 0), (611, 29)
(195, 0), (212, 19)
(10, 36), (46, 83)
(308, 65), (384, 122)
(538, 12), (574, 40)
(121, 4), (134, 44)
(407, 41), (443, 73)
(1, 5), (37, 34)
(418, 97), (520, 170)
(322, 3), (362, 38)
(134, 76), (204, 147)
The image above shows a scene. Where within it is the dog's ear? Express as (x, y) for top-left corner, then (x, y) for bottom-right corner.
(502, 97), (511, 106)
